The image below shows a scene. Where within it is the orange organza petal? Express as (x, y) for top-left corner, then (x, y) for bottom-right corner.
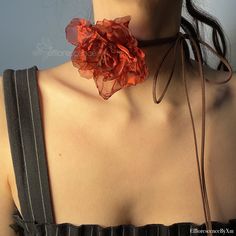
(65, 16), (148, 99)
(65, 18), (94, 46)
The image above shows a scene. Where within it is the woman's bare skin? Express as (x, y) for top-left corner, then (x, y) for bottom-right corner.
(1, 59), (236, 227)
(0, 0), (236, 234)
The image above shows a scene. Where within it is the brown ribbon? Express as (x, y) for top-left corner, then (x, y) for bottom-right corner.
(138, 32), (233, 236)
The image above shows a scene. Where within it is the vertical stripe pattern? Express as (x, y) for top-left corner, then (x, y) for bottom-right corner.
(3, 66), (55, 234)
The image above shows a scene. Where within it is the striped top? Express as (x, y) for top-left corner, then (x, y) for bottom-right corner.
(2, 65), (236, 236)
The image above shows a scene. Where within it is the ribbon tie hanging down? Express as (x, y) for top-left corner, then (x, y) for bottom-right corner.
(138, 31), (233, 235)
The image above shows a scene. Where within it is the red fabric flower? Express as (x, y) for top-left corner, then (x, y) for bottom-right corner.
(65, 15), (149, 99)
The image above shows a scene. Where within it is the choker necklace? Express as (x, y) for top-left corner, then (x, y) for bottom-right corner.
(65, 15), (233, 235)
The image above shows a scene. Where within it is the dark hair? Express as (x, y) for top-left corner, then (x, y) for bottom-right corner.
(181, 0), (230, 71)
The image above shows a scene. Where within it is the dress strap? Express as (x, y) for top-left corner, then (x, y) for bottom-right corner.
(3, 66), (55, 226)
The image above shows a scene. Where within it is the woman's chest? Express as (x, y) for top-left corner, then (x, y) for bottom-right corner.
(9, 109), (236, 227)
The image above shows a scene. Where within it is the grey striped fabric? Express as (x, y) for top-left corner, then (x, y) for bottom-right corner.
(3, 66), (55, 235)
(2, 66), (236, 236)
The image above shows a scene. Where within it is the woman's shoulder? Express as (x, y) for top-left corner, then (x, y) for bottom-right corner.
(198, 61), (236, 115)
(205, 68), (236, 142)
(36, 61), (96, 98)
(215, 69), (236, 114)
(211, 65), (236, 111)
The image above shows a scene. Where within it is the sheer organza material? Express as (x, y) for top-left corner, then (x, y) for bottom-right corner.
(65, 16), (149, 100)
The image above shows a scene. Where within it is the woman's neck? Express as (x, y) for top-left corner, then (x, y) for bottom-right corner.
(92, 0), (183, 40)
(91, 0), (196, 115)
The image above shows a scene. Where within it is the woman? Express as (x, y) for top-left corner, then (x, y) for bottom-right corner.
(0, 0), (236, 235)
